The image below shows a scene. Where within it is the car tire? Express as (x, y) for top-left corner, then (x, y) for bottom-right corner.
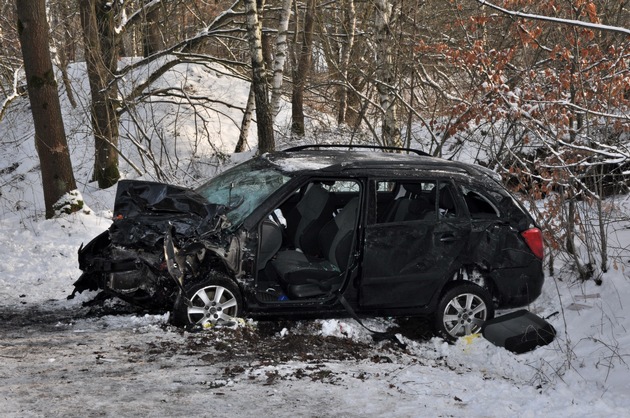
(171, 273), (242, 328)
(435, 283), (494, 341)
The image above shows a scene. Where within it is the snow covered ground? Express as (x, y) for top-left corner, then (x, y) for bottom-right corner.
(1, 59), (630, 417)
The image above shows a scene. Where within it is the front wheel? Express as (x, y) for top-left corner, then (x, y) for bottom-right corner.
(171, 274), (242, 328)
(435, 283), (494, 341)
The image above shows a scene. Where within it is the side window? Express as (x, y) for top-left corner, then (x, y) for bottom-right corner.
(461, 186), (500, 219)
(322, 181), (360, 193)
(377, 181), (396, 192)
(376, 180), (437, 223)
(437, 183), (459, 218)
(273, 179), (361, 255)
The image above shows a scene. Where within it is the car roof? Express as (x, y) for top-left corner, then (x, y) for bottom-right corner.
(263, 148), (500, 182)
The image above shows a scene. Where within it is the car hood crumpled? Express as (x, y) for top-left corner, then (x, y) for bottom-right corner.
(109, 180), (228, 248)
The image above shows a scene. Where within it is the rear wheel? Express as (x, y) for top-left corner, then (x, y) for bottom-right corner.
(435, 283), (493, 341)
(171, 274), (242, 328)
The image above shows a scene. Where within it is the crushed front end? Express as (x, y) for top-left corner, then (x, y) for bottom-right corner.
(70, 180), (229, 310)
(72, 229), (175, 309)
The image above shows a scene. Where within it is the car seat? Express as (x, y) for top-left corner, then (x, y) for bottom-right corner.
(271, 198), (359, 298)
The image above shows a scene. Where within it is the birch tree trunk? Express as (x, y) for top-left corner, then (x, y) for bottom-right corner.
(270, 0), (292, 119)
(235, 85), (256, 153)
(374, 0), (402, 148)
(16, 0), (79, 218)
(245, 0), (275, 153)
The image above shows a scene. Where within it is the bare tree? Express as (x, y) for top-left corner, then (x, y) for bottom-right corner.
(49, 0), (78, 108)
(16, 0), (80, 218)
(236, 85), (255, 152)
(0, 0), (22, 119)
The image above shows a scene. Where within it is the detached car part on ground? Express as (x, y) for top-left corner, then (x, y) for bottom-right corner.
(71, 146), (545, 341)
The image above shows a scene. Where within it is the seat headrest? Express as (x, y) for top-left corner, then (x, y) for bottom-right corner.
(401, 183), (426, 196)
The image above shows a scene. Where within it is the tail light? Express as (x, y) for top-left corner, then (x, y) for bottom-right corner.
(521, 227), (544, 260)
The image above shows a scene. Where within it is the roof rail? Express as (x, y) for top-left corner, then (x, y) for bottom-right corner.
(283, 144), (430, 157)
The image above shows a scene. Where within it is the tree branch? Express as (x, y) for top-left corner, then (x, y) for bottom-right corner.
(472, 0), (630, 36)
(0, 67), (23, 122)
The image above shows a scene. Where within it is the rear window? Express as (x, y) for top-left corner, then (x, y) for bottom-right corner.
(459, 180), (536, 230)
(460, 186), (500, 219)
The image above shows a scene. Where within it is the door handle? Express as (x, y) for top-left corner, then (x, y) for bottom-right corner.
(440, 234), (456, 243)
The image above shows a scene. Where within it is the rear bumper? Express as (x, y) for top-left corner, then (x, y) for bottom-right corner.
(490, 262), (544, 308)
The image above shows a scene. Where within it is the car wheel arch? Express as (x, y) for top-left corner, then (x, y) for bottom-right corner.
(437, 265), (496, 304)
(182, 242), (238, 283)
(188, 259), (247, 301)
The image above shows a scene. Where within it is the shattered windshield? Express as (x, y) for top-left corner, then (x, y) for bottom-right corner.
(195, 160), (292, 226)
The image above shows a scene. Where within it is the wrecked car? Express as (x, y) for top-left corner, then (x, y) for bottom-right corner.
(71, 145), (544, 340)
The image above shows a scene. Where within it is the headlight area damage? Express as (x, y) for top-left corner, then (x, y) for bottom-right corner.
(69, 180), (235, 311)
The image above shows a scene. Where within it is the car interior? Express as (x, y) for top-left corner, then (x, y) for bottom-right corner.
(376, 180), (459, 223)
(256, 180), (361, 301)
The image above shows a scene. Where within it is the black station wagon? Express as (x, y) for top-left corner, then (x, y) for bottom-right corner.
(72, 145), (545, 340)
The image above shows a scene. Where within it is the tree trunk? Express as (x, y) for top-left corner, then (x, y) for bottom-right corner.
(374, 0), (402, 148)
(291, 0), (315, 136)
(235, 84), (256, 153)
(245, 0), (275, 153)
(16, 0), (79, 219)
(337, 0), (356, 125)
(142, 0), (163, 57)
(262, 31), (274, 71)
(79, 0), (120, 188)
